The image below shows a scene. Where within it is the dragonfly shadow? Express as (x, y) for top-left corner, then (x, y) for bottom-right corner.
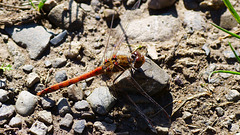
(109, 58), (173, 131)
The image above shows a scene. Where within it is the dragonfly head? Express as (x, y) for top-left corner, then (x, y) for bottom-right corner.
(131, 51), (145, 68)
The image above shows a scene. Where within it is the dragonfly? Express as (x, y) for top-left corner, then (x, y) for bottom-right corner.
(37, 0), (171, 133)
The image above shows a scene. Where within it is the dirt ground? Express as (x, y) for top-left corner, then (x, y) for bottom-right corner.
(1, 0), (240, 135)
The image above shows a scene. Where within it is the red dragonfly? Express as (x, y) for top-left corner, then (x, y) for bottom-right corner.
(37, 0), (170, 133)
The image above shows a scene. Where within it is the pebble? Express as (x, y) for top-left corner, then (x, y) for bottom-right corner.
(156, 126), (169, 135)
(86, 86), (116, 115)
(38, 110), (53, 125)
(0, 89), (9, 102)
(199, 0), (225, 10)
(57, 98), (71, 117)
(93, 121), (116, 132)
(223, 50), (239, 59)
(48, 1), (85, 30)
(22, 64), (34, 73)
(202, 43), (210, 56)
(103, 9), (119, 20)
(26, 72), (40, 87)
(5, 23), (52, 59)
(0, 79), (7, 89)
(74, 100), (90, 111)
(114, 57), (170, 95)
(50, 30), (67, 46)
(73, 119), (86, 134)
(225, 90), (240, 101)
(124, 15), (180, 42)
(59, 113), (73, 128)
(9, 116), (22, 127)
(80, 3), (92, 12)
(215, 107), (224, 116)
(148, 0), (176, 9)
(67, 84), (83, 101)
(220, 10), (238, 30)
(183, 11), (206, 33)
(42, 0), (57, 13)
(44, 60), (52, 68)
(51, 58), (67, 68)
(15, 91), (38, 116)
(55, 70), (67, 83)
(41, 97), (56, 109)
(29, 121), (48, 135)
(206, 126), (216, 134)
(230, 124), (239, 132)
(0, 104), (15, 119)
(182, 111), (192, 120)
(6, 40), (26, 69)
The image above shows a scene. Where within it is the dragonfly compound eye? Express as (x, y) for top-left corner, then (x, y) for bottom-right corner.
(132, 51), (145, 68)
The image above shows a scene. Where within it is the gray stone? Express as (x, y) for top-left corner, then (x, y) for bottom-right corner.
(183, 11), (206, 33)
(50, 30), (67, 46)
(5, 23), (52, 59)
(225, 90), (240, 101)
(7, 40), (26, 69)
(114, 57), (170, 95)
(44, 60), (52, 68)
(148, 0), (176, 9)
(57, 98), (71, 117)
(223, 50), (239, 59)
(123, 15), (180, 43)
(55, 70), (67, 83)
(41, 97), (55, 109)
(0, 89), (9, 102)
(51, 58), (67, 68)
(0, 104), (15, 119)
(48, 1), (85, 31)
(220, 10), (239, 30)
(29, 121), (48, 135)
(93, 121), (116, 132)
(0, 80), (6, 89)
(59, 113), (73, 128)
(202, 43), (210, 56)
(230, 123), (239, 132)
(67, 84), (83, 101)
(38, 110), (53, 125)
(26, 72), (40, 87)
(182, 111), (192, 120)
(103, 9), (119, 20)
(9, 116), (22, 127)
(74, 100), (90, 111)
(86, 86), (116, 115)
(73, 120), (86, 134)
(22, 64), (34, 73)
(15, 91), (38, 116)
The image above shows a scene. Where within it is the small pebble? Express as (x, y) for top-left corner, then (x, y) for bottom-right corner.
(57, 98), (71, 117)
(38, 110), (53, 125)
(0, 89), (9, 102)
(41, 97), (56, 109)
(55, 70), (67, 83)
(73, 119), (86, 134)
(182, 111), (192, 120)
(156, 126), (168, 135)
(0, 80), (7, 88)
(215, 107), (224, 116)
(202, 43), (210, 56)
(26, 72), (40, 87)
(44, 60), (52, 68)
(9, 116), (22, 127)
(29, 121), (48, 135)
(225, 90), (240, 101)
(22, 65), (34, 73)
(59, 113), (73, 128)
(50, 30), (67, 46)
(74, 100), (90, 111)
(51, 58), (67, 68)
